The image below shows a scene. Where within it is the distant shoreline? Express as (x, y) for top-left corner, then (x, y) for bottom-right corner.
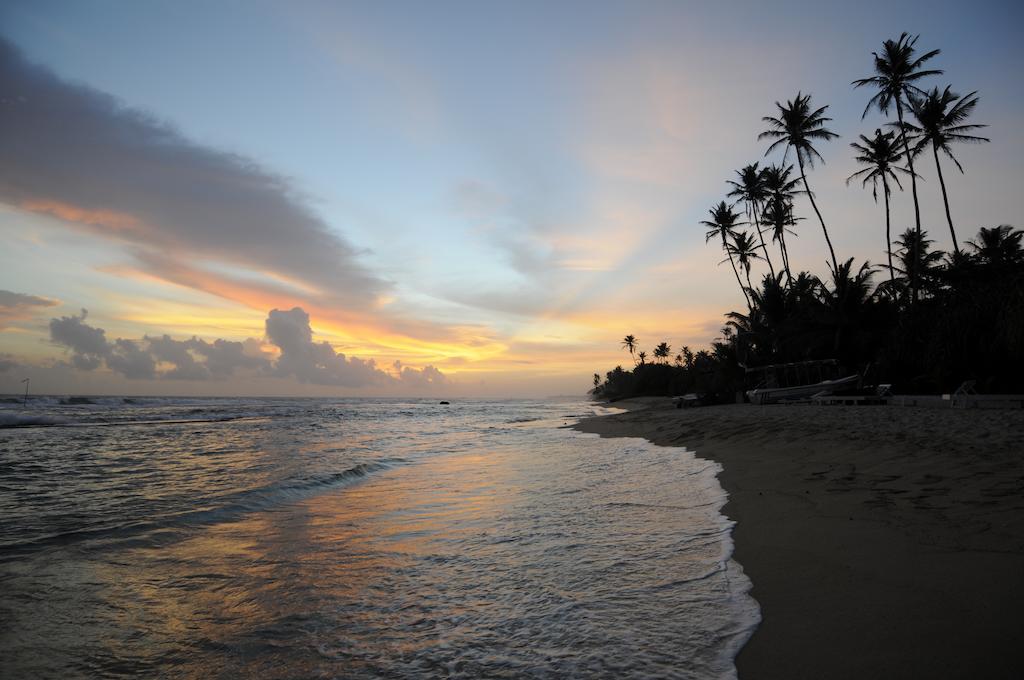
(575, 399), (1024, 679)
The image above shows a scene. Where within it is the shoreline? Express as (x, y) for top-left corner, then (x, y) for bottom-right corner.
(575, 399), (1024, 679)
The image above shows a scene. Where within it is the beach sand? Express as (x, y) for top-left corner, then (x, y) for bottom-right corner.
(575, 399), (1024, 679)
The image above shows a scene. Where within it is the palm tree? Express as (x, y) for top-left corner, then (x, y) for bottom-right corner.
(759, 92), (840, 272)
(681, 345), (695, 369)
(761, 163), (801, 281)
(701, 201), (751, 307)
(654, 342), (671, 363)
(727, 163), (776, 279)
(892, 228), (946, 300)
(637, 351), (647, 366)
(726, 231), (764, 292)
(968, 225), (1024, 266)
(853, 33), (942, 291)
(905, 86), (989, 253)
(621, 334), (638, 365)
(846, 129), (910, 284)
(761, 200), (800, 284)
(823, 258), (877, 354)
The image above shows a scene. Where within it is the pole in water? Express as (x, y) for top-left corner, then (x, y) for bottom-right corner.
(21, 378), (29, 406)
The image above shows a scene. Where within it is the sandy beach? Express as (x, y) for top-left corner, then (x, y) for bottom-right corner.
(575, 399), (1024, 679)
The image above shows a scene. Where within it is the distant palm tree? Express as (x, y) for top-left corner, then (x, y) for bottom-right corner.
(905, 86), (989, 253)
(759, 92), (840, 272)
(892, 228), (946, 300)
(593, 373), (601, 389)
(637, 351), (647, 366)
(621, 334), (638, 365)
(968, 225), (1024, 266)
(853, 33), (942, 292)
(824, 258), (877, 354)
(727, 163), (776, 279)
(847, 129), (910, 284)
(726, 231), (764, 292)
(681, 345), (694, 369)
(701, 201), (751, 307)
(761, 163), (801, 281)
(654, 342), (671, 363)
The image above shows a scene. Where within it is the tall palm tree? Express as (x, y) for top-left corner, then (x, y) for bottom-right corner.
(759, 92), (840, 272)
(637, 351), (647, 366)
(726, 231), (764, 292)
(701, 201), (751, 307)
(905, 86), (989, 253)
(727, 163), (776, 279)
(621, 334), (638, 365)
(853, 33), (942, 292)
(761, 163), (801, 281)
(846, 129), (910, 284)
(968, 225), (1024, 266)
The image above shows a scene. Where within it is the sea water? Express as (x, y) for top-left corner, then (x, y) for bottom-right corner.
(0, 397), (758, 678)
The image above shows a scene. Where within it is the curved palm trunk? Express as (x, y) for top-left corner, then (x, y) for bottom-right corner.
(744, 265), (753, 292)
(932, 143), (960, 254)
(895, 97), (922, 302)
(751, 202), (776, 280)
(797, 157), (839, 273)
(882, 176), (895, 286)
(722, 233), (751, 308)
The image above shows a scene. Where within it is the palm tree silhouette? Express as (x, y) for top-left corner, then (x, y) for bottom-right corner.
(759, 92), (840, 272)
(727, 163), (776, 279)
(761, 163), (801, 282)
(726, 231), (764, 292)
(892, 228), (946, 301)
(621, 334), (638, 365)
(637, 351), (647, 366)
(654, 342), (671, 363)
(905, 86), (989, 253)
(853, 33), (942, 293)
(968, 225), (1024, 266)
(847, 129), (910, 284)
(702, 201), (751, 307)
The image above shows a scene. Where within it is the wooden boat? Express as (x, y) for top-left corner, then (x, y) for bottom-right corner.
(746, 374), (860, 405)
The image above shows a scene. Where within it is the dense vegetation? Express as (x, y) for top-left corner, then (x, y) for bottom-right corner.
(592, 34), (1023, 402)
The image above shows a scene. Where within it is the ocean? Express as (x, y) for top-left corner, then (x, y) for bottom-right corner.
(0, 396), (758, 678)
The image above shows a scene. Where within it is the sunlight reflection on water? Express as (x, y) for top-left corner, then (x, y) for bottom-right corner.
(0, 398), (757, 678)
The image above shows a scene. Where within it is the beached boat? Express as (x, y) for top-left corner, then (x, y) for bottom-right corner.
(746, 374), (860, 405)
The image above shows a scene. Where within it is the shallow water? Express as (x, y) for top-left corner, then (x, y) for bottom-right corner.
(0, 397), (757, 678)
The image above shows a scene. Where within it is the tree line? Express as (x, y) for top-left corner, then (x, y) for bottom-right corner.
(593, 33), (1023, 401)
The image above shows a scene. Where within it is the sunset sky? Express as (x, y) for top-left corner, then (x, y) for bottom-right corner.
(1, 0), (1022, 396)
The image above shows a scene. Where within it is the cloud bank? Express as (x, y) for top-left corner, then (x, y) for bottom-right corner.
(0, 289), (59, 329)
(0, 37), (387, 310)
(46, 307), (446, 390)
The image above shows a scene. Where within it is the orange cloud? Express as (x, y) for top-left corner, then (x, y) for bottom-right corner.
(19, 199), (148, 237)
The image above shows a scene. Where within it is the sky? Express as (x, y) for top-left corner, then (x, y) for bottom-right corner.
(1, 0), (1022, 397)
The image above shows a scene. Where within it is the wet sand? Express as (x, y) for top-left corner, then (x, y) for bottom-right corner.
(575, 399), (1024, 679)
